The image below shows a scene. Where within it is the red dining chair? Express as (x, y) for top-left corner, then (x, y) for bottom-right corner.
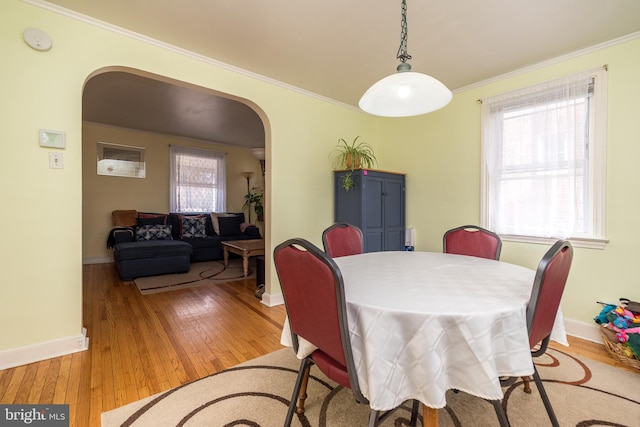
(322, 222), (364, 258)
(274, 238), (419, 427)
(443, 225), (502, 260)
(492, 239), (574, 427)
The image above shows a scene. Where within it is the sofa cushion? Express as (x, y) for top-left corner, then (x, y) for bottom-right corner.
(137, 216), (166, 226)
(181, 235), (224, 249)
(218, 215), (243, 236)
(114, 240), (192, 262)
(181, 216), (207, 238)
(210, 212), (240, 235)
(135, 224), (173, 241)
(137, 213), (168, 228)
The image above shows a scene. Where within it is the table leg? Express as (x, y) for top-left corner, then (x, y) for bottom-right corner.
(223, 246), (229, 267)
(296, 364), (311, 414)
(423, 405), (438, 427)
(242, 254), (249, 277)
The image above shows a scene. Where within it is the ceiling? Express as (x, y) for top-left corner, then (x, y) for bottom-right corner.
(43, 0), (640, 147)
(83, 71), (266, 148)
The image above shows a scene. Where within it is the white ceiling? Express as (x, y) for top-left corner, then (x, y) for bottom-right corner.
(39, 0), (640, 146)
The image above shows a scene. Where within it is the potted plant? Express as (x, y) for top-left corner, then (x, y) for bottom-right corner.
(243, 189), (264, 222)
(330, 136), (377, 191)
(253, 192), (264, 222)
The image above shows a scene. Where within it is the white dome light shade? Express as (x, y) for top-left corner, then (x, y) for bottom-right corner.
(359, 71), (453, 117)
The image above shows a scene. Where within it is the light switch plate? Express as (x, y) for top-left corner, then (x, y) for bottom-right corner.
(49, 152), (63, 169)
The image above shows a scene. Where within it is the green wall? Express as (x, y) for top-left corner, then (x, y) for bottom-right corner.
(2, 0), (639, 357)
(1, 1), (376, 352)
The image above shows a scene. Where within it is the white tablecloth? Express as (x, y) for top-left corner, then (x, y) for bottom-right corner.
(280, 251), (567, 411)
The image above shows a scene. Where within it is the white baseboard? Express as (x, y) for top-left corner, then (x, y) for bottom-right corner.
(0, 328), (89, 370)
(564, 318), (602, 343)
(260, 291), (284, 307)
(83, 256), (112, 264)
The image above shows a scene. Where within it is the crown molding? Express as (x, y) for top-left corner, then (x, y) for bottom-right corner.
(454, 31), (640, 94)
(23, 1), (640, 110)
(22, 0), (359, 112)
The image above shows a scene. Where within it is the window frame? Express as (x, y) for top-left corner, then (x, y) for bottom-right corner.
(97, 142), (146, 178)
(481, 68), (608, 249)
(169, 145), (226, 213)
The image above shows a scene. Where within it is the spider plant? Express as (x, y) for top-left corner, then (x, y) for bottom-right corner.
(330, 136), (377, 191)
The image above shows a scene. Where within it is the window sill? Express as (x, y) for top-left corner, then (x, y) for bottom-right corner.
(500, 234), (608, 250)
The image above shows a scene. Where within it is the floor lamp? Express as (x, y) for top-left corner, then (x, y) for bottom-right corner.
(241, 171), (254, 223)
(251, 148), (266, 188)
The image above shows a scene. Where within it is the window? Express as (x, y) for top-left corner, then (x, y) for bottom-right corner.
(97, 142), (145, 178)
(170, 145), (226, 212)
(481, 67), (607, 247)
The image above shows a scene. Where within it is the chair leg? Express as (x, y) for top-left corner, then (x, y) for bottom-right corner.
(521, 376), (532, 394)
(368, 409), (381, 427)
(490, 400), (510, 427)
(532, 366), (560, 427)
(285, 357), (313, 427)
(296, 363), (312, 414)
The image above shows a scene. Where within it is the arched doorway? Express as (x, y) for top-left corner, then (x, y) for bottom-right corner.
(81, 66), (270, 282)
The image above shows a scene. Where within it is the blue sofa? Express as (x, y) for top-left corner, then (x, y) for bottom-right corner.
(110, 211), (261, 280)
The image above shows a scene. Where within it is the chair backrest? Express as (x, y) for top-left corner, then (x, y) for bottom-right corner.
(443, 225), (502, 260)
(322, 222), (364, 258)
(274, 238), (363, 395)
(527, 240), (573, 349)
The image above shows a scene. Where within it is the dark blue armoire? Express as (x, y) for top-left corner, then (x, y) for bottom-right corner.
(334, 169), (405, 252)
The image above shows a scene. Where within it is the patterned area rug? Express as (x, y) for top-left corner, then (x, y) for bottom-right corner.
(102, 346), (640, 426)
(134, 258), (255, 294)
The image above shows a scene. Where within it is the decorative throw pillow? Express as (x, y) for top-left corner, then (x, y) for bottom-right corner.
(181, 216), (207, 238)
(135, 225), (173, 241)
(218, 215), (243, 236)
(177, 214), (206, 237)
(210, 213), (237, 235)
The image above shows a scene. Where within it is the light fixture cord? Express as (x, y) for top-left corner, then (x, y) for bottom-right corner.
(396, 0), (412, 63)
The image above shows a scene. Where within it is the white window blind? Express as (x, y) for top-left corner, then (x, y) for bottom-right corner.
(481, 67), (607, 246)
(169, 145), (226, 212)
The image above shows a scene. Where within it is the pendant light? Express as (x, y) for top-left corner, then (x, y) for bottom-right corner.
(359, 0), (452, 117)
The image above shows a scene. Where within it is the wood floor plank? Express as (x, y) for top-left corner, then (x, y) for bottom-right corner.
(0, 370), (12, 402)
(52, 354), (72, 404)
(39, 357), (61, 403)
(0, 365), (26, 403)
(14, 363), (41, 404)
(0, 261), (630, 427)
(66, 352), (86, 427)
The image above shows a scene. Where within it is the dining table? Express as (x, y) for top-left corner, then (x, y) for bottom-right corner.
(280, 250), (568, 426)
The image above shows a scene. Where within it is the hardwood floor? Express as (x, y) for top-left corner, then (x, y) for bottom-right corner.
(0, 262), (633, 426)
(0, 262), (286, 427)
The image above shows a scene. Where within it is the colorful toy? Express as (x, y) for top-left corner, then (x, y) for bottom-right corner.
(595, 300), (640, 360)
(594, 304), (616, 324)
(612, 326), (640, 343)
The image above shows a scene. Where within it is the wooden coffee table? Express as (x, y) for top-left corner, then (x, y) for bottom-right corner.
(222, 239), (265, 277)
